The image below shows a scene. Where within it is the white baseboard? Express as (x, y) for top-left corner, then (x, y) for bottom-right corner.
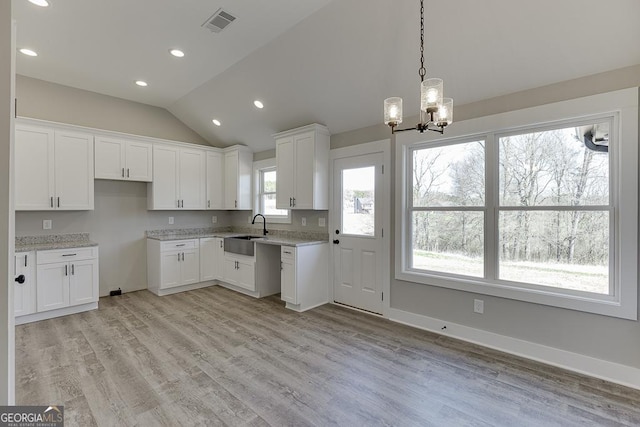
(388, 307), (640, 391)
(16, 302), (98, 325)
(149, 281), (216, 297)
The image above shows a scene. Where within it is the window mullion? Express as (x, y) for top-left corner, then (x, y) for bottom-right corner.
(485, 133), (498, 281)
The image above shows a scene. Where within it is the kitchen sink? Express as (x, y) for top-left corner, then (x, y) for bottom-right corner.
(224, 236), (264, 256)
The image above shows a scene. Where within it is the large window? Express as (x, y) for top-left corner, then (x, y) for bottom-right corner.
(396, 88), (638, 319)
(253, 159), (291, 223)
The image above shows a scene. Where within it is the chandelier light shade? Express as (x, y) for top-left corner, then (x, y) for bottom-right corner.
(384, 97), (403, 126)
(383, 0), (453, 134)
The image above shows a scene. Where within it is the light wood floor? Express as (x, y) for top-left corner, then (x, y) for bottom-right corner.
(15, 286), (640, 426)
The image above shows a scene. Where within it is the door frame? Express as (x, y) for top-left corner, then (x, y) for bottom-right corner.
(329, 139), (391, 318)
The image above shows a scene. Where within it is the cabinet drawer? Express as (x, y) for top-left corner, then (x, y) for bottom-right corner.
(37, 247), (97, 264)
(161, 239), (198, 252)
(281, 246), (296, 260)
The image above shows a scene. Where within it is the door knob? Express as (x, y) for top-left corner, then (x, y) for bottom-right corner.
(15, 275), (25, 284)
(333, 239), (340, 244)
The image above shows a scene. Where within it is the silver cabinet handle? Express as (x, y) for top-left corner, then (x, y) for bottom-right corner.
(65, 265), (68, 276)
(177, 253), (180, 262)
(50, 196), (53, 208)
(24, 254), (27, 267)
(182, 252), (185, 261)
(208, 200), (211, 208)
(62, 253), (77, 257)
(57, 197), (60, 208)
(175, 244), (186, 247)
(280, 261), (283, 271)
(292, 197), (296, 207)
(122, 168), (125, 177)
(127, 168), (130, 178)
(234, 200), (237, 208)
(71, 264), (75, 275)
(177, 200), (180, 208)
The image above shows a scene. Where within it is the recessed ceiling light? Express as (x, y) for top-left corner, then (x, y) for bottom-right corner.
(135, 80), (148, 87)
(28, 0), (49, 7)
(254, 100), (264, 109)
(169, 49), (185, 58)
(19, 48), (38, 57)
(212, 119), (221, 126)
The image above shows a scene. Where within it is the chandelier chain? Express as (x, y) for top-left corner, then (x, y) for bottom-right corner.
(419, 0), (426, 81)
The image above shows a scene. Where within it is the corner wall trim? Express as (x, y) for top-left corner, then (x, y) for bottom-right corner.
(388, 307), (640, 391)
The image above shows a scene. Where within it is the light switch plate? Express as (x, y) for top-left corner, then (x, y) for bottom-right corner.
(168, 217), (174, 225)
(43, 220), (52, 230)
(474, 299), (484, 314)
(212, 216), (217, 224)
(301, 217), (307, 226)
(319, 218), (326, 227)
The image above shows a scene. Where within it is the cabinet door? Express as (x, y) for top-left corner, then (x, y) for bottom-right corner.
(160, 251), (182, 289)
(36, 262), (70, 312)
(126, 141), (153, 182)
(151, 145), (179, 209)
(275, 136), (294, 209)
(293, 132), (315, 209)
(214, 238), (225, 280)
(180, 248), (200, 285)
(199, 239), (216, 282)
(69, 259), (98, 306)
(94, 136), (125, 180)
(223, 257), (238, 285)
(280, 258), (296, 304)
(14, 252), (36, 317)
(224, 151), (239, 209)
(55, 130), (94, 210)
(15, 124), (55, 210)
(179, 149), (206, 209)
(237, 259), (256, 291)
(206, 151), (224, 210)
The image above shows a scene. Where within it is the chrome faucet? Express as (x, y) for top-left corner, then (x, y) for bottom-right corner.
(252, 214), (269, 236)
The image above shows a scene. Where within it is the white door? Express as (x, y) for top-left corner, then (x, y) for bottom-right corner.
(15, 124), (55, 210)
(332, 152), (384, 314)
(94, 136), (125, 180)
(179, 148), (206, 209)
(152, 145), (179, 209)
(180, 248), (200, 285)
(275, 136), (294, 209)
(69, 259), (97, 306)
(36, 262), (70, 312)
(214, 238), (224, 280)
(161, 251), (182, 289)
(224, 151), (239, 209)
(206, 151), (224, 209)
(14, 252), (35, 317)
(199, 238), (216, 282)
(126, 141), (153, 182)
(293, 131), (315, 209)
(281, 257), (296, 304)
(54, 130), (94, 210)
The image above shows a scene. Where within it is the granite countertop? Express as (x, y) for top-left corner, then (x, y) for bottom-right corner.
(146, 227), (328, 247)
(15, 233), (98, 252)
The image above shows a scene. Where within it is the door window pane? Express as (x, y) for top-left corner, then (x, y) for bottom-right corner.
(342, 166), (375, 236)
(411, 211), (484, 277)
(499, 211), (609, 294)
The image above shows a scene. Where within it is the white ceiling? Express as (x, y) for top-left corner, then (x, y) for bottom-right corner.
(13, 0), (640, 152)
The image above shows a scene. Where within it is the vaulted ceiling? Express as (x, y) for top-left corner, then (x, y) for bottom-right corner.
(13, 0), (640, 152)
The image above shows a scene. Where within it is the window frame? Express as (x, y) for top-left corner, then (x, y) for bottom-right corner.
(395, 88), (638, 320)
(253, 158), (291, 224)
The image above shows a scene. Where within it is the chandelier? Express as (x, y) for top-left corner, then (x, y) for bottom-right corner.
(383, 0), (453, 134)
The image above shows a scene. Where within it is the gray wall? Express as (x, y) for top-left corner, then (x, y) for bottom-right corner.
(330, 65), (640, 369)
(1, 1), (15, 404)
(16, 75), (212, 146)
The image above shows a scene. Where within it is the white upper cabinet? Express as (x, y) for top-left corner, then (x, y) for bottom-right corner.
(224, 146), (252, 210)
(94, 136), (152, 182)
(148, 145), (206, 210)
(206, 151), (224, 210)
(274, 124), (330, 210)
(15, 123), (94, 211)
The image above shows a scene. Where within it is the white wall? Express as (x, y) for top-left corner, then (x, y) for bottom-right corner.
(0, 1), (15, 404)
(329, 66), (640, 372)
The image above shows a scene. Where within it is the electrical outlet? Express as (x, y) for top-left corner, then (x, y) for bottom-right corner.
(319, 217), (326, 227)
(42, 220), (52, 230)
(474, 299), (484, 314)
(301, 217), (307, 226)
(212, 216), (217, 224)
(168, 217), (174, 225)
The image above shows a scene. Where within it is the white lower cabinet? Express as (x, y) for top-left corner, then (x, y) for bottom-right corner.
(280, 243), (329, 312)
(200, 237), (224, 282)
(223, 253), (256, 291)
(17, 246), (100, 325)
(14, 252), (36, 317)
(147, 239), (203, 296)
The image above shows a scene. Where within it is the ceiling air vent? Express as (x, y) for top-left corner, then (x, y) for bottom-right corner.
(203, 8), (237, 33)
